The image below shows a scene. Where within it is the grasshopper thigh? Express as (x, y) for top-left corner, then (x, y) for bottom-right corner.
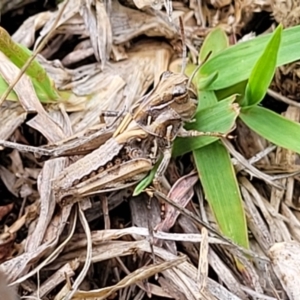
(53, 138), (124, 191)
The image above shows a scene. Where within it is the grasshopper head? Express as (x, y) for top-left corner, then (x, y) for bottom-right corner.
(159, 71), (198, 121)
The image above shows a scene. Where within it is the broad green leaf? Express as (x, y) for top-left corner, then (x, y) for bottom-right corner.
(196, 71), (219, 90)
(173, 95), (239, 156)
(0, 27), (59, 102)
(199, 27), (229, 63)
(244, 25), (282, 107)
(240, 106), (300, 154)
(133, 158), (162, 196)
(199, 25), (300, 90)
(194, 141), (249, 248)
(215, 80), (247, 102)
(197, 90), (218, 111)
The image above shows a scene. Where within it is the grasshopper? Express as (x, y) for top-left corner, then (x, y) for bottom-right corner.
(53, 71), (228, 205)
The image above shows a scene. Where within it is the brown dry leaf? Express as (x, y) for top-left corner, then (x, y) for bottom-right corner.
(35, 55), (75, 93)
(155, 172), (198, 233)
(56, 227), (227, 255)
(0, 204), (13, 221)
(269, 241), (300, 300)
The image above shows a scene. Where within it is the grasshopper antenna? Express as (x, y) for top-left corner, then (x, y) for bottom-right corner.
(178, 16), (211, 90)
(187, 51), (212, 90)
(179, 17), (187, 75)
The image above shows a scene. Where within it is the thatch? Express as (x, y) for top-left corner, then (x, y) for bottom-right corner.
(0, 0), (300, 299)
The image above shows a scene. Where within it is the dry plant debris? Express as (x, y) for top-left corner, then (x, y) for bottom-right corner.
(0, 0), (300, 300)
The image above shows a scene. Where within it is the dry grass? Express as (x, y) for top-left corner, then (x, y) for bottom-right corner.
(0, 0), (300, 299)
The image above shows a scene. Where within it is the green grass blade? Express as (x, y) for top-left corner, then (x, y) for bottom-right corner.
(240, 106), (300, 154)
(0, 27), (59, 102)
(133, 158), (161, 196)
(244, 25), (282, 106)
(194, 141), (249, 248)
(173, 96), (239, 156)
(0, 77), (18, 100)
(199, 27), (229, 63)
(199, 25), (300, 90)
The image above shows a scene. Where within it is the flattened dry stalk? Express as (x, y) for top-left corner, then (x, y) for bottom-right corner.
(64, 204), (92, 300)
(73, 256), (187, 300)
(0, 117), (118, 158)
(30, 262), (78, 299)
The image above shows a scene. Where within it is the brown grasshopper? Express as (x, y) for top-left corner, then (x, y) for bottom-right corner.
(53, 71), (227, 205)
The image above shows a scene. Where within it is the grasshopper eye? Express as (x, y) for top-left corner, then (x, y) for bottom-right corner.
(172, 84), (186, 96)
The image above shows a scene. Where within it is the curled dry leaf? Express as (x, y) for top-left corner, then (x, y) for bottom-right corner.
(12, 11), (53, 48)
(155, 172), (198, 233)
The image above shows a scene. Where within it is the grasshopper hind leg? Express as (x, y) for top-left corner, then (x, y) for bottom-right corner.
(178, 128), (233, 139)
